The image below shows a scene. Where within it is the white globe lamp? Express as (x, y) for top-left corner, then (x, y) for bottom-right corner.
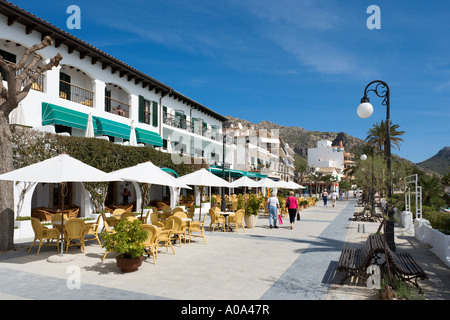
(360, 154), (367, 161)
(357, 99), (373, 119)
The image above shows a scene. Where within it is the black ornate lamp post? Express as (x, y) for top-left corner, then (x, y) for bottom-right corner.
(357, 80), (395, 251)
(360, 146), (375, 215)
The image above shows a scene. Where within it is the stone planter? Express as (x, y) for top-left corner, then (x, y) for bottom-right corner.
(244, 214), (258, 228)
(14, 220), (34, 239)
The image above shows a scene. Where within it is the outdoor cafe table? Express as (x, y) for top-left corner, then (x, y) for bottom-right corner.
(52, 219), (96, 233)
(218, 212), (235, 231)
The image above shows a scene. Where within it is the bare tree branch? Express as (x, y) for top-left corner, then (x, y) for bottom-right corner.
(15, 36), (53, 70)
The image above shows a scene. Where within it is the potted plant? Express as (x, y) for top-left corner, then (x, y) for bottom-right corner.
(244, 194), (262, 228)
(101, 219), (147, 272)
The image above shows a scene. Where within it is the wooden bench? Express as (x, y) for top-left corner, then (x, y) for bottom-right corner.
(384, 244), (428, 292)
(338, 234), (385, 285)
(338, 234), (428, 292)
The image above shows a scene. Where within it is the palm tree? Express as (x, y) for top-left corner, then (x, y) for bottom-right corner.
(366, 120), (405, 152)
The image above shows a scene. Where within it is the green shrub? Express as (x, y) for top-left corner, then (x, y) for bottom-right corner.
(100, 219), (147, 259)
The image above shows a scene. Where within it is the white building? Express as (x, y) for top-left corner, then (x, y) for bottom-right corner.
(308, 140), (344, 182)
(0, 2), (227, 223)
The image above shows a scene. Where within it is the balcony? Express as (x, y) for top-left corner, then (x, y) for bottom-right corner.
(59, 80), (94, 107)
(163, 112), (220, 140)
(105, 96), (130, 118)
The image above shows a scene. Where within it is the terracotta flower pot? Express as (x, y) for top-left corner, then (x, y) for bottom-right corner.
(116, 256), (143, 273)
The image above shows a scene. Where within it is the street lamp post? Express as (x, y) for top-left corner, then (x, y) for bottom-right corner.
(357, 80), (396, 251)
(360, 146), (375, 215)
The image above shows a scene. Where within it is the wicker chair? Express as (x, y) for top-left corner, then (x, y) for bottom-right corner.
(120, 211), (137, 221)
(188, 214), (207, 244)
(28, 217), (60, 256)
(100, 211), (118, 232)
(64, 218), (86, 253)
(84, 215), (102, 246)
(187, 205), (195, 220)
(168, 216), (185, 246)
(142, 224), (158, 264)
(31, 208), (53, 221)
(101, 217), (115, 261)
(208, 208), (225, 232)
(150, 211), (164, 228)
(112, 209), (125, 219)
(155, 219), (175, 255)
(228, 209), (246, 233)
(172, 207), (184, 215)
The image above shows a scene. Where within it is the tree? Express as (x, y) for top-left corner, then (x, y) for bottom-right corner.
(366, 120), (405, 152)
(0, 36), (62, 251)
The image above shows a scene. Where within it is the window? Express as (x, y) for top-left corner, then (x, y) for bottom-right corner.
(139, 95), (151, 124)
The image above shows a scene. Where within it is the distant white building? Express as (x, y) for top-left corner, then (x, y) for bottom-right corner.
(308, 140), (345, 184)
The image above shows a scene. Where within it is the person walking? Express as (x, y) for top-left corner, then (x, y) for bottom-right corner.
(331, 190), (338, 207)
(285, 191), (299, 230)
(322, 189), (328, 208)
(267, 193), (280, 229)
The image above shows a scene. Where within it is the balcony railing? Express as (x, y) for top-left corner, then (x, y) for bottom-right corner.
(105, 96), (130, 118)
(1, 63), (45, 92)
(59, 80), (94, 107)
(163, 112), (221, 140)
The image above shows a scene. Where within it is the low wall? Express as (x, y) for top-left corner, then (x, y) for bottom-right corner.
(414, 218), (450, 268)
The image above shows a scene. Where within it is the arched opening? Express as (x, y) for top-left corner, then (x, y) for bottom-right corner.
(105, 83), (131, 118)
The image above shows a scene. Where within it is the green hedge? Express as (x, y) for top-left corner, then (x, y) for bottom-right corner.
(11, 125), (204, 174)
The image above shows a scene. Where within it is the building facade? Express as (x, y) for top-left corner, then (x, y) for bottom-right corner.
(0, 2), (227, 223)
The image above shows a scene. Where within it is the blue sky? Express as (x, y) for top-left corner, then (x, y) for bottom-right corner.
(11, 0), (450, 163)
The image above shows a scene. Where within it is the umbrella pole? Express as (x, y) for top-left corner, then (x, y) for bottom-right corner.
(199, 186), (203, 221)
(59, 182), (66, 256)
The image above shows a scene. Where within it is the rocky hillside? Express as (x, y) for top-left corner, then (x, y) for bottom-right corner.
(417, 147), (450, 175)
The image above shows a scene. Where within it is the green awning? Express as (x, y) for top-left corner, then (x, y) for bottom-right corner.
(161, 167), (179, 177)
(42, 102), (95, 131)
(208, 166), (267, 179)
(95, 117), (130, 140)
(135, 127), (163, 147)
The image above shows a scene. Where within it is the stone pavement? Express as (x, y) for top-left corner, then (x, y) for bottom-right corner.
(0, 197), (449, 301)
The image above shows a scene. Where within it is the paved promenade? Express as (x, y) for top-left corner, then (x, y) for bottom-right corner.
(0, 197), (449, 301)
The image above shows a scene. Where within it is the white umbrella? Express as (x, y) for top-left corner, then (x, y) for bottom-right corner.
(109, 161), (191, 219)
(0, 153), (120, 260)
(177, 168), (231, 220)
(257, 178), (279, 188)
(285, 181), (306, 189)
(129, 120), (137, 147)
(230, 176), (260, 188)
(9, 103), (26, 125)
(85, 113), (95, 138)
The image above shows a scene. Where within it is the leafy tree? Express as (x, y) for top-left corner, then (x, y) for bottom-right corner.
(419, 174), (445, 204)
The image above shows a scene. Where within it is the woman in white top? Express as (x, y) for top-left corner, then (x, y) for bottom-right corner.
(267, 194), (280, 229)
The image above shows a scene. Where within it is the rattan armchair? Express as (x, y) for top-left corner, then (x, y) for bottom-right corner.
(142, 224), (158, 264)
(188, 214), (207, 244)
(28, 217), (60, 256)
(228, 209), (246, 233)
(64, 218), (86, 253)
(187, 205), (195, 220)
(120, 211), (137, 221)
(168, 215), (185, 246)
(155, 218), (175, 255)
(84, 215), (102, 246)
(208, 208), (225, 232)
(101, 217), (115, 261)
(172, 207), (184, 215)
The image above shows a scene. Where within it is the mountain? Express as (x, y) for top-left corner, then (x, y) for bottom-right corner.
(224, 116), (365, 157)
(417, 147), (450, 175)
